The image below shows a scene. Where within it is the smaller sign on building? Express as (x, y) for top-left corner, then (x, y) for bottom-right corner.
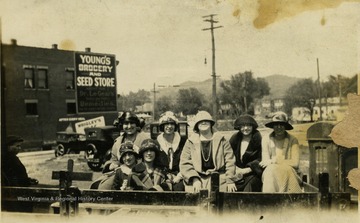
(75, 51), (117, 113)
(75, 116), (106, 134)
(57, 117), (86, 132)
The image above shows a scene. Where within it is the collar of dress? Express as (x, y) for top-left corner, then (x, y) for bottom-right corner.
(157, 132), (181, 154)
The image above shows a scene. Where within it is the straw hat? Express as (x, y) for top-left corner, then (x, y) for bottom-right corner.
(264, 111), (293, 130)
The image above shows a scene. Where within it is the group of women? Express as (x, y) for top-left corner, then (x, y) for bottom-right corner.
(93, 110), (303, 193)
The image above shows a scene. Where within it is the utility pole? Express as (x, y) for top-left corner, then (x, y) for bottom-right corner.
(151, 83), (180, 121)
(203, 14), (222, 120)
(151, 83), (159, 121)
(317, 58), (322, 121)
(337, 74), (342, 106)
(243, 73), (248, 114)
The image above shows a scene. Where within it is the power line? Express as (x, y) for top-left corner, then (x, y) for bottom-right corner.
(202, 14), (222, 120)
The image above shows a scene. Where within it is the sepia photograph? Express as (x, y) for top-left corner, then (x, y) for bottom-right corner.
(1, 0), (359, 222)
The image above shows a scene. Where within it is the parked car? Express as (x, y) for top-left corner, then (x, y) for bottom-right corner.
(84, 126), (120, 171)
(54, 131), (87, 157)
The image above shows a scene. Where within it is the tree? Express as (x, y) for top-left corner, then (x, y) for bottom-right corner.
(342, 74), (358, 95)
(219, 71), (270, 116)
(120, 89), (151, 111)
(156, 95), (174, 117)
(322, 75), (339, 99)
(322, 74), (357, 99)
(284, 78), (317, 121)
(175, 88), (206, 115)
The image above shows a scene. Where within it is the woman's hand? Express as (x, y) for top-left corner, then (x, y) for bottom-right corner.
(192, 178), (202, 193)
(259, 160), (272, 168)
(236, 167), (251, 175)
(109, 163), (119, 171)
(227, 183), (237, 192)
(172, 174), (183, 184)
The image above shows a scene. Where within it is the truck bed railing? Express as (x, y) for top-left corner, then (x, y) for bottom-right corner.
(1, 159), (353, 217)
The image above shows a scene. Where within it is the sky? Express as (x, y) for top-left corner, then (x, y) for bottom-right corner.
(1, 0), (360, 94)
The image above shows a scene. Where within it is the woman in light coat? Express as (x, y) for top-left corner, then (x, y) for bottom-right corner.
(260, 112), (302, 193)
(180, 111), (237, 193)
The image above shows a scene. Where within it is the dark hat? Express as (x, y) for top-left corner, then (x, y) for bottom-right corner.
(117, 111), (141, 130)
(118, 142), (138, 164)
(159, 111), (178, 132)
(233, 115), (258, 130)
(139, 139), (160, 157)
(265, 112), (293, 130)
(6, 135), (24, 146)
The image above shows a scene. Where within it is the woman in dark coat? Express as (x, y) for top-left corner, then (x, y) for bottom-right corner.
(156, 111), (187, 191)
(229, 115), (263, 192)
(111, 142), (138, 190)
(128, 139), (170, 191)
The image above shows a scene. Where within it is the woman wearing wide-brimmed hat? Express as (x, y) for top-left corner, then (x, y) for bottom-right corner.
(259, 112), (302, 193)
(229, 115), (263, 192)
(180, 111), (237, 193)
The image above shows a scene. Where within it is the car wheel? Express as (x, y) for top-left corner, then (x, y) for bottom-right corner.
(55, 144), (67, 157)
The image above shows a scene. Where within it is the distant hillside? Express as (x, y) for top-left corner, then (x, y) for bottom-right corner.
(157, 78), (215, 99)
(263, 74), (303, 98)
(156, 75), (303, 100)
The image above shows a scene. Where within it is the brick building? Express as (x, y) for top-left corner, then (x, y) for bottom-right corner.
(1, 40), (118, 148)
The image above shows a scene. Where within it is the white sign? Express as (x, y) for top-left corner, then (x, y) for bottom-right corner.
(75, 116), (106, 134)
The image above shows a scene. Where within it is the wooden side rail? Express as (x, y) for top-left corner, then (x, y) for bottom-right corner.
(50, 190), (209, 215)
(82, 190), (206, 206)
(1, 166), (353, 217)
(1, 187), (61, 213)
(220, 192), (319, 213)
(2, 186), (60, 203)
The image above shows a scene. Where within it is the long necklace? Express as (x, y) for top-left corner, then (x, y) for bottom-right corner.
(201, 141), (212, 162)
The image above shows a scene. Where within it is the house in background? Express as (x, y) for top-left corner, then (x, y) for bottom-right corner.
(291, 97), (348, 123)
(254, 97), (285, 118)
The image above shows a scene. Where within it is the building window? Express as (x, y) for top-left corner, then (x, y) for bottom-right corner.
(65, 70), (75, 89)
(38, 69), (48, 89)
(25, 100), (38, 116)
(24, 68), (35, 88)
(66, 100), (76, 114)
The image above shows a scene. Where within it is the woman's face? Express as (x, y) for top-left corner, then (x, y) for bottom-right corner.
(122, 152), (137, 167)
(240, 124), (253, 136)
(163, 123), (176, 135)
(8, 142), (22, 154)
(143, 149), (156, 163)
(273, 124), (286, 137)
(198, 120), (211, 132)
(123, 121), (137, 135)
